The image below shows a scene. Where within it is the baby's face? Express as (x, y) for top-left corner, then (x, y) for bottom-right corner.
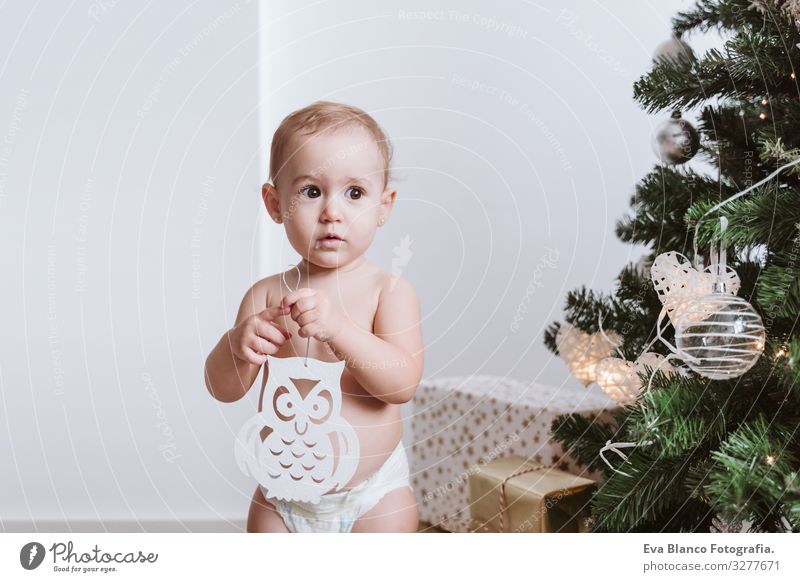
(264, 125), (394, 270)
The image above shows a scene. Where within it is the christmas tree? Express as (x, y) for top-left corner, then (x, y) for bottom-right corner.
(544, 0), (800, 533)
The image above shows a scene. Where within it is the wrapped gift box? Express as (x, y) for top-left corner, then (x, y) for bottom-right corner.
(468, 455), (596, 533)
(409, 375), (617, 532)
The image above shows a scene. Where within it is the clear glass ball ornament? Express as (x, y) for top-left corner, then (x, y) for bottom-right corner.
(674, 293), (766, 380)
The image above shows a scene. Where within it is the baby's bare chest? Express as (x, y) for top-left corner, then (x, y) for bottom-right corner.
(260, 273), (383, 367)
(271, 279), (379, 357)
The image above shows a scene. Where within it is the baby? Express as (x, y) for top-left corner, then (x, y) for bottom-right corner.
(204, 101), (424, 533)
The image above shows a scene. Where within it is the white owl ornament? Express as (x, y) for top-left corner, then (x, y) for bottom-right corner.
(234, 355), (360, 503)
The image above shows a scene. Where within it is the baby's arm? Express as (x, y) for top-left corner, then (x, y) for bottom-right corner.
(204, 282), (291, 403)
(326, 276), (424, 404)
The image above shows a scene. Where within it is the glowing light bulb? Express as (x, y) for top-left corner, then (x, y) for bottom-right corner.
(759, 112), (767, 120)
(761, 98), (768, 105)
(766, 455), (776, 465)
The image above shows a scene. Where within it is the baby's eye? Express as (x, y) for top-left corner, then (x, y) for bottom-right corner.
(345, 186), (363, 200)
(299, 184), (322, 199)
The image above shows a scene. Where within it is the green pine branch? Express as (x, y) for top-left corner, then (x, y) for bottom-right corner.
(706, 416), (799, 532)
(684, 187), (800, 249)
(758, 249), (800, 321)
(616, 165), (724, 254)
(672, 0), (778, 36)
(590, 447), (713, 532)
(543, 321), (560, 354)
(696, 104), (778, 190)
(634, 28), (799, 114)
(550, 412), (622, 475)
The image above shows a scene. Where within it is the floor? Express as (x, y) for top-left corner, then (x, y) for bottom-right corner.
(2, 519), (449, 533)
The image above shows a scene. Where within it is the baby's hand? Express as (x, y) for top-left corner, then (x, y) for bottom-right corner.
(281, 288), (344, 343)
(229, 306), (292, 365)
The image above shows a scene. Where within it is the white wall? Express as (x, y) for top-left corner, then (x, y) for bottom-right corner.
(0, 1), (260, 523)
(1, 0), (707, 524)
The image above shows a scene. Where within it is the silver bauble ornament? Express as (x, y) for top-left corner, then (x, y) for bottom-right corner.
(653, 36), (696, 65)
(652, 112), (700, 164)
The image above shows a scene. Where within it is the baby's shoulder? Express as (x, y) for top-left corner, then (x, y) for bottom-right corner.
(257, 273), (282, 307)
(357, 260), (400, 290)
(369, 267), (420, 330)
(368, 264), (418, 306)
(247, 273), (283, 308)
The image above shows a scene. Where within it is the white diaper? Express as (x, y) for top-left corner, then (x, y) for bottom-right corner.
(262, 440), (411, 533)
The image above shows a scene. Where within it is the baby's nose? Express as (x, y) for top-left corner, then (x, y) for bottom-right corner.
(321, 199), (343, 221)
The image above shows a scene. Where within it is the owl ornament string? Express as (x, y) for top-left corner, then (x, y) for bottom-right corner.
(283, 263), (311, 366)
(234, 264), (360, 503)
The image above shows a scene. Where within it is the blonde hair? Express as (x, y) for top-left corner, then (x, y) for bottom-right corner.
(269, 100), (393, 189)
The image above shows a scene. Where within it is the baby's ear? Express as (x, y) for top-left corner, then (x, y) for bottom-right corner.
(381, 187), (397, 204)
(262, 183), (283, 223)
(381, 188), (397, 212)
(377, 188), (396, 227)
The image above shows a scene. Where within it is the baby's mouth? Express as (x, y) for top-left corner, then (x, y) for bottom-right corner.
(317, 233), (344, 249)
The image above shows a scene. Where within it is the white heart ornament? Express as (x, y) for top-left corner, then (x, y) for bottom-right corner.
(650, 252), (713, 319)
(596, 357), (640, 402)
(650, 251), (741, 326)
(556, 323), (621, 386)
(596, 352), (676, 403)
